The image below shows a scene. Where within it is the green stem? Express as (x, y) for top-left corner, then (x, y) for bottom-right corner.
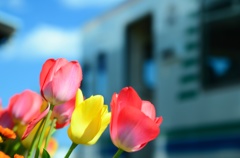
(27, 119), (45, 158)
(44, 117), (57, 149)
(113, 148), (124, 158)
(36, 103), (54, 156)
(64, 143), (78, 158)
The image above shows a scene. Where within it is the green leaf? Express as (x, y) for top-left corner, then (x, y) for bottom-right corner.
(42, 148), (51, 158)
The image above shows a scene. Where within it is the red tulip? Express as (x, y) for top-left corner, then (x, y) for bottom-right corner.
(40, 58), (82, 105)
(110, 87), (163, 152)
(51, 97), (75, 129)
(9, 90), (43, 125)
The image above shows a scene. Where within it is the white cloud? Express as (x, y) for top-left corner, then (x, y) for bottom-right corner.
(0, 25), (82, 61)
(60, 0), (125, 9)
(20, 25), (82, 60)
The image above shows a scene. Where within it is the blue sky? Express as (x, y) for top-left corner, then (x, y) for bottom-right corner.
(0, 0), (125, 156)
(0, 0), (125, 106)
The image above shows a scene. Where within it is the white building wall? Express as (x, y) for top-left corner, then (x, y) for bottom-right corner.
(81, 0), (240, 157)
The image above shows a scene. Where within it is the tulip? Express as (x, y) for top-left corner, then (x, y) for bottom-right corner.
(51, 97), (75, 129)
(110, 87), (163, 153)
(40, 58), (82, 105)
(67, 89), (111, 145)
(8, 90), (43, 125)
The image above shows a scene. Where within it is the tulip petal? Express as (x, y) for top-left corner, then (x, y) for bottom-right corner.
(141, 101), (156, 120)
(115, 106), (160, 152)
(155, 116), (163, 126)
(40, 58), (69, 102)
(55, 115), (69, 129)
(42, 58), (69, 87)
(51, 62), (82, 105)
(8, 94), (19, 111)
(9, 90), (43, 125)
(118, 87), (142, 109)
(53, 98), (75, 129)
(75, 112), (102, 144)
(23, 90), (43, 123)
(110, 87), (142, 146)
(87, 105), (111, 145)
(22, 91), (42, 123)
(110, 93), (119, 142)
(40, 59), (55, 88)
(75, 89), (84, 107)
(69, 95), (103, 143)
(55, 89), (82, 129)
(42, 81), (55, 104)
(18, 121), (42, 148)
(22, 105), (50, 140)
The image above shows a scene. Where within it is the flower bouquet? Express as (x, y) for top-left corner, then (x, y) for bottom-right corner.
(0, 58), (163, 158)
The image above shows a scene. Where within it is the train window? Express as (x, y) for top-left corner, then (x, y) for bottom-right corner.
(202, 0), (240, 88)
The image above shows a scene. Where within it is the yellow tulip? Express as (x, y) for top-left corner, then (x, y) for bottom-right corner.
(68, 89), (111, 145)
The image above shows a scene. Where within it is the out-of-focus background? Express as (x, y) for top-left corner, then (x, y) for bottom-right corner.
(2, 0), (240, 157)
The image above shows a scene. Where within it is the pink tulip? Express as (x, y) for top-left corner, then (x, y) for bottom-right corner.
(9, 90), (43, 125)
(40, 58), (82, 105)
(110, 87), (163, 152)
(51, 97), (75, 129)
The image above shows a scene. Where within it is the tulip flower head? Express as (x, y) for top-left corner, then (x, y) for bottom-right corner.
(110, 87), (163, 152)
(40, 58), (82, 105)
(52, 97), (75, 129)
(68, 89), (111, 145)
(8, 90), (43, 126)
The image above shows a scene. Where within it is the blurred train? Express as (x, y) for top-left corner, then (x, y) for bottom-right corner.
(80, 0), (240, 157)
